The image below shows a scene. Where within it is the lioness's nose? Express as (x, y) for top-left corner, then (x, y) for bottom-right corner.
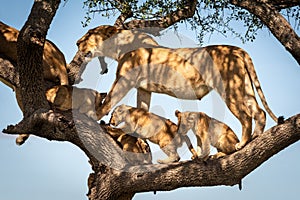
(109, 118), (115, 126)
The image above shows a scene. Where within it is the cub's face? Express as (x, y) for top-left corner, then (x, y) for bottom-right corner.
(76, 25), (118, 61)
(175, 110), (195, 135)
(109, 104), (131, 127)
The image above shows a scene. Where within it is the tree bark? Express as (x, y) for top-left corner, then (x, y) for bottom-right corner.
(16, 0), (61, 117)
(1, 1), (300, 200)
(3, 107), (300, 199)
(230, 0), (300, 65)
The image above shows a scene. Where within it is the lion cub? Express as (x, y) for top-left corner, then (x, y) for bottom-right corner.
(175, 110), (239, 160)
(46, 85), (106, 120)
(100, 122), (152, 165)
(109, 104), (184, 164)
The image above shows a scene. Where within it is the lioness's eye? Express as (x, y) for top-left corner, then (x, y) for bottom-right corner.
(85, 51), (92, 58)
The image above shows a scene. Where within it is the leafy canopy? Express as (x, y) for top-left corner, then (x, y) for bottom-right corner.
(82, 0), (300, 43)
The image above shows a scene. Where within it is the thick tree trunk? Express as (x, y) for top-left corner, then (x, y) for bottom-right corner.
(16, 0), (61, 117)
(230, 0), (300, 65)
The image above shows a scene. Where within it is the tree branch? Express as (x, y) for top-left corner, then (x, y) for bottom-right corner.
(16, 0), (61, 117)
(3, 109), (129, 170)
(230, 0), (300, 65)
(269, 0), (300, 9)
(119, 0), (198, 35)
(89, 114), (300, 199)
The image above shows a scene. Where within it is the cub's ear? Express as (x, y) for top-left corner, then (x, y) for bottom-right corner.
(175, 110), (181, 117)
(187, 113), (196, 123)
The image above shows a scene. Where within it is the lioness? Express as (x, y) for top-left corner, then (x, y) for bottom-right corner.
(45, 85), (107, 120)
(109, 104), (187, 164)
(1, 21), (69, 145)
(0, 21), (69, 85)
(76, 25), (279, 150)
(175, 110), (239, 160)
(100, 122), (152, 165)
(75, 25), (159, 74)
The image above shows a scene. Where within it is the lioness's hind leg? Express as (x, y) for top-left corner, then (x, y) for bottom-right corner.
(245, 96), (266, 139)
(228, 104), (252, 150)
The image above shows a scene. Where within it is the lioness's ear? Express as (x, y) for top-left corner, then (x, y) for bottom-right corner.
(100, 92), (107, 99)
(175, 110), (181, 117)
(104, 26), (119, 38)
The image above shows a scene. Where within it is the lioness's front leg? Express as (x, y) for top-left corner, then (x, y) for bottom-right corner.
(137, 88), (151, 111)
(96, 77), (135, 120)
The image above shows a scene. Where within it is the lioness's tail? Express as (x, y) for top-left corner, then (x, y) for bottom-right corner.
(243, 52), (278, 123)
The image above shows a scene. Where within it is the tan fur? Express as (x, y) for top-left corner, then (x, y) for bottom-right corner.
(109, 104), (185, 164)
(0, 21), (69, 85)
(46, 85), (106, 120)
(175, 110), (239, 160)
(100, 123), (152, 165)
(1, 21), (69, 145)
(76, 25), (159, 69)
(76, 25), (278, 150)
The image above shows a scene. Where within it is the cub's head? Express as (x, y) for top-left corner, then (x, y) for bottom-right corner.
(109, 104), (132, 127)
(175, 110), (196, 135)
(76, 25), (120, 60)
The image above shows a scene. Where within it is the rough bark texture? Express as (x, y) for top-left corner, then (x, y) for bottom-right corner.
(1, 1), (300, 200)
(230, 0), (300, 65)
(3, 110), (300, 200)
(67, 50), (87, 85)
(16, 0), (61, 117)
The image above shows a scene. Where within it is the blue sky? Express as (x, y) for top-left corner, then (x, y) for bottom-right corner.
(0, 1), (300, 200)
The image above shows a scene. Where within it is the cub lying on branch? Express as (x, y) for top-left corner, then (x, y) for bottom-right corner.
(175, 110), (239, 160)
(109, 104), (193, 164)
(46, 85), (107, 120)
(100, 121), (152, 165)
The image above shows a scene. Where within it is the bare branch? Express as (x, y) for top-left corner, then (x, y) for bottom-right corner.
(230, 0), (300, 65)
(120, 0), (197, 34)
(269, 0), (300, 9)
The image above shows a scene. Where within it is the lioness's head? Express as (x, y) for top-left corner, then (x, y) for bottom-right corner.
(109, 104), (132, 126)
(76, 25), (120, 60)
(175, 110), (196, 135)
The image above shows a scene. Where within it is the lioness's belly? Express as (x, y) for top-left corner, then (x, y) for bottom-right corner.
(134, 65), (211, 99)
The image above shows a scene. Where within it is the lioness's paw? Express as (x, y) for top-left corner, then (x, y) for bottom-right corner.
(157, 156), (180, 164)
(235, 142), (246, 150)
